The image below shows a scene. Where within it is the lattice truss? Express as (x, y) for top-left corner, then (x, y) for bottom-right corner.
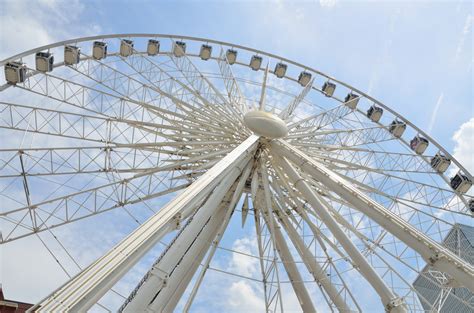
(0, 35), (473, 313)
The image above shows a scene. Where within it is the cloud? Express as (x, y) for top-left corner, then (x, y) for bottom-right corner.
(227, 281), (265, 311)
(427, 92), (444, 134)
(227, 236), (260, 277)
(0, 0), (101, 60)
(451, 117), (474, 175)
(319, 0), (337, 9)
(0, 235), (68, 303)
(454, 13), (472, 61)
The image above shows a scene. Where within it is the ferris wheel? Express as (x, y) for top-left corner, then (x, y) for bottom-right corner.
(0, 34), (473, 313)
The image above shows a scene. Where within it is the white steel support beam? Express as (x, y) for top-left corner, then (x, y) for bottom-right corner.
(28, 135), (259, 313)
(272, 201), (353, 313)
(272, 140), (474, 293)
(122, 161), (251, 312)
(260, 160), (317, 313)
(273, 154), (407, 313)
(157, 164), (253, 312)
(182, 165), (252, 312)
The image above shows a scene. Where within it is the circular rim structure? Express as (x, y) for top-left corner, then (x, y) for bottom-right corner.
(1, 34), (473, 313)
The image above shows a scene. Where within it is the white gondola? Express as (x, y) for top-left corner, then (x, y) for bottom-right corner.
(250, 55), (262, 71)
(469, 199), (474, 214)
(367, 105), (383, 122)
(410, 135), (429, 155)
(298, 71), (312, 87)
(430, 152), (451, 173)
(4, 62), (26, 84)
(120, 39), (134, 57)
(450, 172), (472, 193)
(147, 39), (160, 56)
(35, 52), (54, 72)
(226, 49), (237, 65)
(389, 120), (406, 138)
(274, 62), (287, 78)
(173, 41), (186, 57)
(344, 93), (359, 109)
(199, 44), (212, 60)
(64, 45), (80, 65)
(322, 81), (336, 97)
(93, 41), (107, 60)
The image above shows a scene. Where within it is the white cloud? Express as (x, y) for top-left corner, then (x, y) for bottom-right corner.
(451, 117), (474, 175)
(227, 281), (265, 311)
(0, 235), (68, 302)
(0, 0), (101, 60)
(227, 236), (260, 277)
(319, 0), (337, 9)
(454, 13), (472, 61)
(427, 92), (444, 134)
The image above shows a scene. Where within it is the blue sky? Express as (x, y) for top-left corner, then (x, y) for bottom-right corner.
(0, 0), (473, 312)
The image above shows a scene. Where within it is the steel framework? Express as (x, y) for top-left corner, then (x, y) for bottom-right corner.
(0, 34), (472, 313)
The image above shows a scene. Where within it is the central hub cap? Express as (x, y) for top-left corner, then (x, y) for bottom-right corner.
(243, 110), (288, 139)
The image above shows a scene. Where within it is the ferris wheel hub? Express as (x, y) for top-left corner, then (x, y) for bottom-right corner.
(243, 110), (288, 139)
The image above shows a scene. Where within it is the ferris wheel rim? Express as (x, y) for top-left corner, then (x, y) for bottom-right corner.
(1, 33), (471, 184)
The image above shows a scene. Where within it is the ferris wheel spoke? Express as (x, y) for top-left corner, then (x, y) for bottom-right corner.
(119, 49), (242, 127)
(288, 124), (388, 142)
(272, 140), (474, 293)
(217, 47), (248, 113)
(287, 104), (353, 133)
(0, 145), (172, 178)
(279, 77), (314, 121)
(0, 102), (178, 146)
(311, 149), (436, 174)
(172, 101), (244, 136)
(321, 161), (468, 219)
(315, 154), (456, 198)
(293, 127), (396, 150)
(102, 51), (246, 135)
(16, 67), (176, 122)
(72, 55), (230, 128)
(167, 40), (243, 119)
(0, 166), (187, 243)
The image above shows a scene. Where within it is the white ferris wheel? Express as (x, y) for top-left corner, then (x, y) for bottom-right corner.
(0, 34), (473, 313)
